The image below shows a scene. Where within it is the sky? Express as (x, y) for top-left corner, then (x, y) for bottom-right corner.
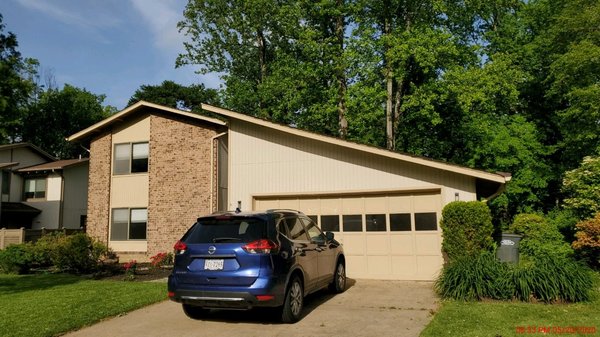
(0, 0), (222, 110)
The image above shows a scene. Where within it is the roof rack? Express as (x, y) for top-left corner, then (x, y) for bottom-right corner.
(266, 209), (303, 214)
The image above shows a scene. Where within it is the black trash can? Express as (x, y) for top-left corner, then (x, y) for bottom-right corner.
(496, 233), (522, 263)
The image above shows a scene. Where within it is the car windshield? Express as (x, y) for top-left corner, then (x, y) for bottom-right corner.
(185, 217), (267, 244)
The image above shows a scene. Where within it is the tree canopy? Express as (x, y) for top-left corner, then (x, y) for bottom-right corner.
(177, 0), (600, 223)
(127, 80), (220, 112)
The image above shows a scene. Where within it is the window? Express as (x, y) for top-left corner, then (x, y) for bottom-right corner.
(285, 217), (309, 241)
(23, 177), (46, 199)
(415, 212), (438, 231)
(111, 208), (147, 240)
(2, 170), (10, 200)
(366, 214), (386, 231)
(342, 215), (362, 232)
(114, 142), (149, 175)
(390, 213), (411, 231)
(301, 217), (325, 243)
(320, 215), (340, 232)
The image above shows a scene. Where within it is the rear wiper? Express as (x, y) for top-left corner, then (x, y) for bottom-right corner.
(212, 237), (242, 243)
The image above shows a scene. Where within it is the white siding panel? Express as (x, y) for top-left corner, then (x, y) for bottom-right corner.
(229, 121), (477, 210)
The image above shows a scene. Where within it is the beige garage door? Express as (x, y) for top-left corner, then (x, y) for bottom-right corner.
(254, 191), (443, 281)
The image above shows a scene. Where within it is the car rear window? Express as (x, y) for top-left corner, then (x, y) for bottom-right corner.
(184, 217), (268, 244)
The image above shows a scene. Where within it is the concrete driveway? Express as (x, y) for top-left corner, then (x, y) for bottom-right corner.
(64, 279), (438, 337)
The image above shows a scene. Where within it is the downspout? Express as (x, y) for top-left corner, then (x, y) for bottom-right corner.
(58, 169), (65, 229)
(210, 132), (228, 212)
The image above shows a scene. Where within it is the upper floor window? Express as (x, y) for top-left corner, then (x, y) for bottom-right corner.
(114, 142), (149, 175)
(24, 177), (46, 200)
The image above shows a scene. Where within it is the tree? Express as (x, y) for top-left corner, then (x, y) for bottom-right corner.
(127, 80), (220, 112)
(0, 13), (37, 143)
(21, 84), (114, 158)
(562, 156), (600, 220)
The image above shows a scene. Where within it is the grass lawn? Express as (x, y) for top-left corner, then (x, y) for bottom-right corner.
(0, 274), (167, 337)
(421, 281), (600, 336)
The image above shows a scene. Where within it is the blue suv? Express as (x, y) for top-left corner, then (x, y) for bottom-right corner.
(167, 210), (346, 323)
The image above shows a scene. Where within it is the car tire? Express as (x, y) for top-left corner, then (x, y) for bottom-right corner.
(281, 276), (303, 323)
(182, 304), (209, 320)
(329, 260), (346, 293)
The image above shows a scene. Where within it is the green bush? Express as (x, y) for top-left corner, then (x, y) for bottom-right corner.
(547, 208), (579, 243)
(51, 233), (110, 274)
(0, 244), (35, 274)
(513, 257), (593, 302)
(29, 232), (64, 267)
(440, 201), (495, 261)
(435, 252), (514, 301)
(436, 253), (594, 303)
(509, 213), (573, 259)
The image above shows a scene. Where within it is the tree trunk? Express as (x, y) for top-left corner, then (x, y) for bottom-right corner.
(336, 0), (348, 139)
(256, 29), (268, 117)
(384, 1), (394, 150)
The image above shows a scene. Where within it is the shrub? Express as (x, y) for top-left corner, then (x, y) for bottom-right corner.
(436, 252), (594, 303)
(572, 213), (600, 268)
(547, 208), (579, 243)
(509, 213), (573, 259)
(440, 201), (495, 262)
(435, 252), (514, 301)
(0, 244), (35, 274)
(29, 232), (64, 267)
(512, 257), (594, 302)
(51, 233), (110, 274)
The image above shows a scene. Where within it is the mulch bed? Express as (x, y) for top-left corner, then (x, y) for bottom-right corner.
(94, 263), (173, 282)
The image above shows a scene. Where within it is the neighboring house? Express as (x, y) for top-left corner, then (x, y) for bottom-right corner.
(68, 101), (511, 281)
(0, 143), (55, 229)
(17, 158), (89, 230)
(0, 143), (89, 230)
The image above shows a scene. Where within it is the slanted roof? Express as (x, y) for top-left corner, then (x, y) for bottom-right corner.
(201, 104), (511, 184)
(0, 143), (56, 161)
(0, 162), (19, 169)
(1, 202), (41, 214)
(67, 101), (227, 142)
(18, 158), (89, 173)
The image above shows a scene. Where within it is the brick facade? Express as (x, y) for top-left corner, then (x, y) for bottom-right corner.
(146, 113), (221, 257)
(86, 132), (112, 245)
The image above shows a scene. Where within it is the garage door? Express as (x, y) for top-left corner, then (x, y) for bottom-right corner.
(254, 191), (443, 281)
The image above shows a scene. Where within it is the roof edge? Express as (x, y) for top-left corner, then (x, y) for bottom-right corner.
(202, 103), (510, 184)
(67, 101), (227, 142)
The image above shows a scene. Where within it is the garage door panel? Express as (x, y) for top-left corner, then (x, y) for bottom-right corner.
(320, 198), (341, 214)
(413, 194), (440, 212)
(342, 234), (365, 255)
(342, 198), (363, 213)
(277, 198), (299, 210)
(364, 196), (387, 213)
(256, 199), (279, 210)
(366, 235), (389, 255)
(391, 256), (417, 276)
(298, 199), (320, 214)
(390, 234), (414, 255)
(416, 256), (443, 279)
(367, 256), (390, 275)
(415, 234), (441, 255)
(346, 256), (366, 276)
(388, 195), (412, 213)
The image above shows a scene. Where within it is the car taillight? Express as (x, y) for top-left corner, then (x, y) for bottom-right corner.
(242, 239), (278, 254)
(174, 240), (187, 255)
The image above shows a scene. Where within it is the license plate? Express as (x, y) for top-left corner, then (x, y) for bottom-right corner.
(204, 259), (224, 270)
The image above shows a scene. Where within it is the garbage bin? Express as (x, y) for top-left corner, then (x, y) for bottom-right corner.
(496, 233), (522, 263)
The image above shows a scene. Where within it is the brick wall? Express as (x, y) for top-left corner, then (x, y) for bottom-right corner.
(147, 113), (220, 257)
(87, 132), (112, 245)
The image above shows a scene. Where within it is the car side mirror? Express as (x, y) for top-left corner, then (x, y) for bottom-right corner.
(325, 232), (334, 242)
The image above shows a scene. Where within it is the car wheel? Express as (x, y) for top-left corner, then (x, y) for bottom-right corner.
(281, 276), (303, 323)
(329, 260), (346, 293)
(182, 304), (209, 320)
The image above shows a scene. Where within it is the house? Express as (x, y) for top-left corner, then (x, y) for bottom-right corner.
(68, 101), (510, 280)
(0, 143), (89, 230)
